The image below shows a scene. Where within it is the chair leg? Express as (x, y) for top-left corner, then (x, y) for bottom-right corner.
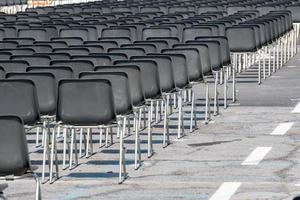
(49, 127), (57, 183)
(213, 71), (219, 116)
(32, 173), (41, 200)
(119, 117), (127, 184)
(224, 67), (228, 109)
(134, 111), (141, 170)
(99, 128), (103, 148)
(163, 95), (170, 147)
(204, 82), (211, 123)
(79, 128), (83, 158)
(69, 128), (75, 169)
(232, 54), (237, 103)
(177, 91), (184, 138)
(62, 128), (66, 169)
(35, 127), (40, 147)
(155, 100), (159, 123)
(147, 102), (153, 158)
(190, 89), (197, 132)
(273, 45), (276, 73)
(41, 124), (50, 183)
(257, 53), (261, 85)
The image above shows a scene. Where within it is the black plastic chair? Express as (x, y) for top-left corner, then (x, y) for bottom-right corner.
(0, 115), (41, 200)
(55, 79), (126, 183)
(50, 60), (94, 78)
(114, 59), (161, 157)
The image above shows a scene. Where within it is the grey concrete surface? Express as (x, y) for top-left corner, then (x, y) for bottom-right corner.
(1, 49), (300, 200)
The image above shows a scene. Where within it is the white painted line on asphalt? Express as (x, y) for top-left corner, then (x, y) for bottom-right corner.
(292, 102), (300, 113)
(241, 147), (272, 165)
(287, 65), (297, 68)
(295, 184), (300, 186)
(270, 122), (294, 135)
(209, 182), (241, 200)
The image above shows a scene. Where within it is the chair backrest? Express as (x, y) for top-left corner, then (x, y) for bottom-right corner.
(51, 37), (83, 46)
(114, 60), (161, 99)
(173, 43), (213, 75)
(95, 65), (145, 107)
(225, 26), (257, 52)
(34, 53), (71, 61)
(34, 41), (68, 48)
(0, 41), (18, 49)
(0, 60), (29, 73)
(70, 45), (104, 53)
(57, 79), (116, 126)
(6, 72), (56, 116)
(150, 53), (189, 89)
(89, 53), (128, 62)
(18, 44), (52, 53)
(26, 66), (73, 85)
(4, 38), (35, 45)
(182, 27), (213, 42)
(121, 43), (157, 53)
(0, 79), (40, 125)
(146, 37), (180, 47)
(18, 28), (49, 41)
(60, 28), (88, 41)
(3, 48), (35, 55)
(131, 55), (175, 92)
(11, 55), (51, 66)
(50, 60), (94, 78)
(72, 26), (98, 41)
(108, 47), (145, 58)
(0, 115), (30, 176)
(53, 47), (90, 55)
(142, 27), (172, 40)
(162, 48), (203, 82)
(98, 37), (131, 46)
(0, 52), (11, 60)
(72, 55), (112, 66)
(80, 72), (132, 115)
(101, 27), (132, 40)
(84, 41), (118, 51)
(195, 36), (231, 66)
(286, 6), (300, 22)
(134, 40), (168, 53)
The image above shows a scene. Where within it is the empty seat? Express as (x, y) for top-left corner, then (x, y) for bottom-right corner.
(70, 45), (104, 53)
(11, 55), (51, 66)
(84, 41), (118, 51)
(142, 27), (172, 40)
(18, 45), (52, 53)
(0, 52), (11, 60)
(50, 60), (94, 77)
(101, 27), (133, 41)
(18, 28), (49, 41)
(0, 115), (41, 199)
(108, 47), (146, 58)
(53, 47), (90, 55)
(121, 43), (157, 53)
(27, 66), (73, 85)
(72, 55), (112, 66)
(6, 72), (57, 116)
(0, 60), (29, 72)
(0, 79), (40, 125)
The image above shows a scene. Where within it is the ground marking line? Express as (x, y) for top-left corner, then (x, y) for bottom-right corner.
(270, 122), (294, 135)
(209, 182), (241, 200)
(292, 102), (300, 113)
(241, 147), (272, 165)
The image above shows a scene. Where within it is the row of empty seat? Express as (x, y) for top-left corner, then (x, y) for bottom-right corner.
(0, 0), (300, 199)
